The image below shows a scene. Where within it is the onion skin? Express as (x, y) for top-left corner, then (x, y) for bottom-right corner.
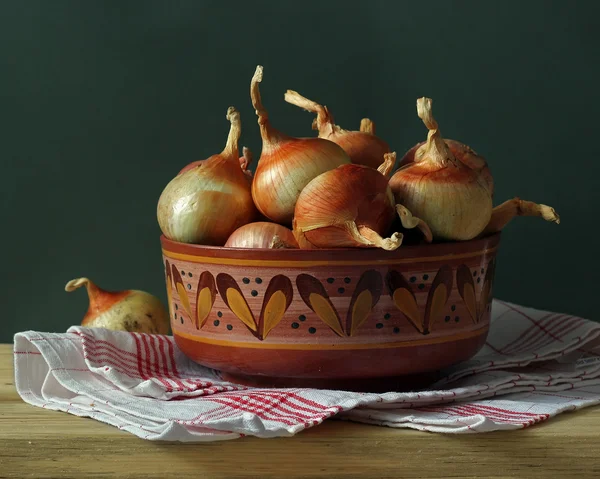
(390, 163), (492, 241)
(284, 90), (390, 169)
(400, 139), (494, 195)
(225, 222), (298, 249)
(177, 147), (252, 178)
(65, 278), (169, 334)
(390, 98), (493, 241)
(157, 107), (256, 245)
(250, 66), (350, 225)
(293, 164), (402, 250)
(252, 138), (350, 225)
(327, 131), (391, 170)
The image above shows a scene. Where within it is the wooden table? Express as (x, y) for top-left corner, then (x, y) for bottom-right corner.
(1, 344), (599, 478)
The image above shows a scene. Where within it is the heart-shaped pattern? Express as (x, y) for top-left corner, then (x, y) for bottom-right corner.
(296, 271), (384, 337)
(195, 271), (217, 329)
(387, 265), (453, 335)
(172, 264), (192, 320)
(296, 274), (344, 337)
(457, 259), (495, 324)
(216, 273), (293, 340)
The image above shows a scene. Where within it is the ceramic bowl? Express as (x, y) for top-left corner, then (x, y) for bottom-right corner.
(161, 233), (500, 390)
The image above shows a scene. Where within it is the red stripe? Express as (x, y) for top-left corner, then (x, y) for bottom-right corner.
(456, 404), (536, 421)
(131, 333), (148, 380)
(73, 332), (139, 359)
(450, 405), (528, 425)
(14, 351), (42, 355)
(83, 338), (182, 391)
(81, 341), (141, 370)
(246, 391), (332, 415)
(137, 333), (152, 380)
(179, 404), (231, 423)
(462, 403), (548, 419)
(82, 346), (141, 374)
(166, 336), (180, 377)
(256, 390), (334, 412)
(82, 354), (141, 378)
(518, 316), (586, 354)
(214, 395), (317, 425)
(425, 404), (526, 425)
(250, 397), (318, 421)
(499, 312), (558, 354)
(156, 335), (174, 392)
(159, 335), (186, 390)
(141, 333), (173, 391)
(498, 302), (565, 343)
(508, 314), (575, 354)
(209, 398), (297, 426)
(73, 332), (148, 374)
(484, 341), (506, 355)
(245, 395), (333, 424)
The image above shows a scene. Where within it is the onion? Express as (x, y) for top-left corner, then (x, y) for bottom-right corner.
(225, 222), (299, 249)
(250, 66), (350, 225)
(157, 107), (256, 245)
(400, 138), (494, 196)
(178, 145), (253, 179)
(284, 90), (390, 169)
(293, 160), (407, 250)
(389, 98), (493, 241)
(65, 278), (169, 334)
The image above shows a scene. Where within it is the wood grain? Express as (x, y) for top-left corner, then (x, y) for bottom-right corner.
(1, 344), (600, 478)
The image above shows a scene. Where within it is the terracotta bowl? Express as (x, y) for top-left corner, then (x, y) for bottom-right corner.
(161, 233), (500, 391)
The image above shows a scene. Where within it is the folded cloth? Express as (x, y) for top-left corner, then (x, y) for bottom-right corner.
(14, 300), (600, 441)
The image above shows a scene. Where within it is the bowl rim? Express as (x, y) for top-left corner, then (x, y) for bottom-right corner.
(161, 232), (501, 263)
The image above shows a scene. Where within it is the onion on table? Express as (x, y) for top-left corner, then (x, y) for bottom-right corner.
(65, 278), (169, 334)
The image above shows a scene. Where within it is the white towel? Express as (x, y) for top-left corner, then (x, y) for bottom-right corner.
(14, 300), (600, 441)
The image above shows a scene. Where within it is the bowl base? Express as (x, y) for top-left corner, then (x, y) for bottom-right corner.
(220, 371), (443, 393)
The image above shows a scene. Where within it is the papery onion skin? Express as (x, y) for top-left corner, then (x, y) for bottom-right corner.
(178, 146), (252, 178)
(390, 164), (492, 241)
(250, 66), (350, 225)
(293, 164), (401, 250)
(400, 139), (494, 195)
(328, 131), (391, 170)
(157, 107), (256, 245)
(225, 222), (298, 249)
(284, 90), (390, 169)
(389, 98), (493, 242)
(252, 138), (351, 225)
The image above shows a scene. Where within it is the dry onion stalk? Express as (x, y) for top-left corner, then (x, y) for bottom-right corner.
(250, 66), (350, 225)
(390, 98), (493, 241)
(482, 198), (560, 236)
(157, 107), (256, 245)
(284, 90), (390, 169)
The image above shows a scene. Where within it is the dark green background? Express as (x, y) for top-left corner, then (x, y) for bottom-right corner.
(1, 1), (598, 342)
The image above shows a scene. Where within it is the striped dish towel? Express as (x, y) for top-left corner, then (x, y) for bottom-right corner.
(13, 300), (600, 441)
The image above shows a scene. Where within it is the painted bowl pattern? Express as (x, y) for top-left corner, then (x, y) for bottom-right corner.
(161, 233), (500, 385)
